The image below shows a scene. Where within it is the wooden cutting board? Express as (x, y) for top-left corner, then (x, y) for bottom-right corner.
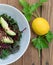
(0, 0), (53, 65)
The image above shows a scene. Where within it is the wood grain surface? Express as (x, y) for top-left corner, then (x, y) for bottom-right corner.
(0, 0), (53, 65)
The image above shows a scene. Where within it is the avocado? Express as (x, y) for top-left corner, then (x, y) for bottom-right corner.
(1, 36), (14, 43)
(6, 28), (16, 36)
(0, 17), (16, 36)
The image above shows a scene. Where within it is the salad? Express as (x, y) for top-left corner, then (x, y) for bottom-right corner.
(0, 14), (22, 59)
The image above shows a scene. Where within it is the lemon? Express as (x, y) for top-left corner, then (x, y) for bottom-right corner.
(32, 17), (50, 35)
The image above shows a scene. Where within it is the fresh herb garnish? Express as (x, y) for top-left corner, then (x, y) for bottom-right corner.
(45, 31), (53, 42)
(32, 36), (48, 57)
(32, 31), (53, 57)
(32, 36), (49, 49)
(19, 0), (48, 21)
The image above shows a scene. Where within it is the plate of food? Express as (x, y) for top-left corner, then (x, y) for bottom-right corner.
(0, 4), (31, 65)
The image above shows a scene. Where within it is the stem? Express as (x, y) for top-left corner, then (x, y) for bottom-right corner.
(40, 6), (42, 17)
(32, 13), (38, 18)
(38, 49), (42, 65)
(38, 49), (40, 58)
(35, 9), (40, 17)
(32, 9), (40, 18)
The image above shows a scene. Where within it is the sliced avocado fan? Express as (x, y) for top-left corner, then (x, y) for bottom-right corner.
(1, 36), (14, 43)
(0, 17), (16, 36)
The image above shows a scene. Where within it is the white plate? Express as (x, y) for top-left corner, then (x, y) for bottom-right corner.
(0, 4), (31, 65)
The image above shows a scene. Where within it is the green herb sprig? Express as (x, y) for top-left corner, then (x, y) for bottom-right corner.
(32, 31), (53, 57)
(19, 0), (47, 21)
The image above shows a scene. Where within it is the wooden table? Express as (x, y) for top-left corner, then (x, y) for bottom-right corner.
(0, 0), (53, 65)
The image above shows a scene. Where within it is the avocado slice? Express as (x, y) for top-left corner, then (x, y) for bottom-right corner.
(0, 17), (16, 36)
(1, 36), (14, 43)
(6, 28), (16, 36)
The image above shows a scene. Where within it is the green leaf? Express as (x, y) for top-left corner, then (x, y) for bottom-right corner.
(32, 36), (48, 50)
(30, 0), (47, 13)
(0, 49), (10, 59)
(19, 0), (32, 21)
(30, 3), (42, 13)
(19, 0), (48, 21)
(45, 31), (53, 42)
(40, 0), (48, 3)
(19, 0), (29, 8)
(22, 7), (31, 14)
(22, 7), (32, 21)
(9, 41), (20, 54)
(24, 13), (32, 21)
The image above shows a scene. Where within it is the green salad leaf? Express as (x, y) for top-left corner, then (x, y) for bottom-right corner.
(0, 49), (10, 59)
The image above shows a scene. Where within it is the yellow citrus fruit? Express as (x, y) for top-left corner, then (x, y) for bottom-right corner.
(32, 17), (50, 35)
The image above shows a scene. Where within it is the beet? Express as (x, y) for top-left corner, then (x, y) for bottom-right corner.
(0, 43), (10, 49)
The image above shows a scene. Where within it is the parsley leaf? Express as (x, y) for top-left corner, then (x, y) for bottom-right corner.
(45, 31), (53, 42)
(19, 0), (48, 21)
(22, 7), (32, 21)
(19, 0), (32, 21)
(30, 0), (48, 13)
(30, 3), (42, 13)
(19, 0), (29, 8)
(32, 36), (49, 57)
(32, 36), (48, 50)
(24, 13), (32, 21)
(40, 0), (48, 3)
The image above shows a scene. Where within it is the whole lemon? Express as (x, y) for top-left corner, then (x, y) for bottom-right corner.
(32, 17), (50, 35)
